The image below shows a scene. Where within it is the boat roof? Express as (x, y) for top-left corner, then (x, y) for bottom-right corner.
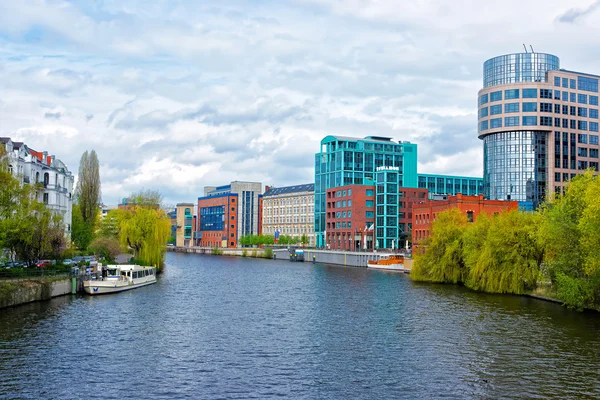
(103, 264), (154, 271)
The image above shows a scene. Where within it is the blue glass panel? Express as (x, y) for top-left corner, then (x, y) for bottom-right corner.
(490, 105), (502, 115)
(522, 89), (537, 98)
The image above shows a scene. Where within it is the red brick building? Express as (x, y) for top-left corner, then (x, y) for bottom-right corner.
(197, 194), (238, 248)
(326, 185), (376, 251)
(412, 194), (519, 246)
(399, 188), (428, 246)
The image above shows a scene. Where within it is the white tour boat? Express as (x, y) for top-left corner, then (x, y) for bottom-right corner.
(367, 254), (406, 272)
(83, 264), (157, 295)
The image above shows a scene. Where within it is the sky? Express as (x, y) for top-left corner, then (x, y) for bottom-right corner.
(1, 0), (599, 206)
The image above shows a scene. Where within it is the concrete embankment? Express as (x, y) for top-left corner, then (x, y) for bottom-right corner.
(168, 246), (405, 268)
(0, 277), (74, 309)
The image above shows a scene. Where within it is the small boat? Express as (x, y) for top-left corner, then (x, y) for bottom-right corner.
(83, 264), (157, 295)
(367, 254), (406, 272)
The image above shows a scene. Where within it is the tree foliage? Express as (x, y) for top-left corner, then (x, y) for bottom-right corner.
(411, 208), (468, 284)
(124, 189), (163, 208)
(89, 236), (122, 263)
(118, 206), (171, 270)
(0, 147), (65, 264)
(539, 170), (600, 309)
(71, 204), (94, 250)
(75, 150), (101, 223)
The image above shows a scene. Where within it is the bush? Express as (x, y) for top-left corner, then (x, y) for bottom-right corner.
(242, 249), (247, 257)
(211, 247), (223, 255)
(263, 248), (273, 259)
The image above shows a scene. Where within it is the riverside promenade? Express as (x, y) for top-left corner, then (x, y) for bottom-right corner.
(168, 246), (412, 269)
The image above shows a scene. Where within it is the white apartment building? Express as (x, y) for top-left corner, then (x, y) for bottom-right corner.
(1, 137), (74, 236)
(261, 183), (315, 246)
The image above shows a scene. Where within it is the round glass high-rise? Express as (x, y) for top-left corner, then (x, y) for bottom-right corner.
(483, 53), (560, 88)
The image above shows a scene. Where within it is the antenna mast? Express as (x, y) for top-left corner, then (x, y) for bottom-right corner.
(530, 45), (535, 53)
(523, 44), (528, 53)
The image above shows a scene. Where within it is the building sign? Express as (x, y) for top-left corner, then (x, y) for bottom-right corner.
(376, 166), (400, 171)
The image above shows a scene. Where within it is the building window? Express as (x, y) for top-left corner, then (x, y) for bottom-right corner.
(540, 103), (552, 113)
(578, 107), (588, 117)
(366, 189), (374, 196)
(554, 76), (561, 87)
(522, 102), (537, 112)
(479, 120), (488, 131)
(554, 90), (561, 100)
(540, 116), (552, 126)
(578, 94), (588, 104)
(578, 76), (599, 92)
(348, 200), (352, 206)
(348, 189), (352, 196)
(570, 79), (576, 89)
(504, 103), (519, 113)
(590, 122), (599, 132)
(479, 107), (488, 119)
(490, 91), (502, 102)
(522, 89), (537, 98)
(591, 96), (599, 106)
(342, 190), (346, 196)
(571, 92), (576, 103)
(505, 89), (519, 99)
(554, 104), (561, 114)
(540, 89), (552, 99)
(562, 91), (568, 101)
(490, 105), (502, 115)
(366, 200), (374, 207)
(590, 135), (599, 145)
(578, 134), (588, 144)
(467, 211), (474, 223)
(522, 116), (537, 126)
(590, 109), (598, 119)
(504, 117), (519, 127)
(562, 77), (568, 88)
(571, 120), (576, 129)
(479, 94), (489, 105)
(578, 121), (588, 131)
(490, 118), (502, 129)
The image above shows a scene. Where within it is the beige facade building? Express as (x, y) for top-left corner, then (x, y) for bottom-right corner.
(477, 52), (599, 207)
(262, 184), (315, 246)
(175, 203), (194, 248)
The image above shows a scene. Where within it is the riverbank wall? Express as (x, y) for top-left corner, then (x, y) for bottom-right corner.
(0, 277), (74, 309)
(168, 246), (405, 268)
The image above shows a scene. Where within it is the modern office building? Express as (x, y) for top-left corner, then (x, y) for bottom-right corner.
(175, 203), (194, 248)
(417, 174), (483, 199)
(1, 137), (74, 236)
(261, 183), (315, 246)
(315, 135), (483, 248)
(477, 51), (600, 207)
(315, 135), (418, 247)
(197, 181), (262, 248)
(412, 194), (519, 247)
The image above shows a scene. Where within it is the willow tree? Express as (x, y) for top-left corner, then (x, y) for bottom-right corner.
(464, 210), (543, 294)
(118, 206), (171, 271)
(411, 208), (468, 283)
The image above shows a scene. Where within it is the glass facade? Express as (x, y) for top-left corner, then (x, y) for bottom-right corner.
(483, 131), (546, 204)
(375, 169), (399, 249)
(483, 53), (560, 88)
(314, 136), (418, 247)
(417, 174), (483, 198)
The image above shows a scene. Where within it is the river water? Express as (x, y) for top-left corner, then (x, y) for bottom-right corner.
(1, 253), (600, 399)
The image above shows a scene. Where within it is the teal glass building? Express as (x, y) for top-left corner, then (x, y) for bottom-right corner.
(314, 135), (483, 248)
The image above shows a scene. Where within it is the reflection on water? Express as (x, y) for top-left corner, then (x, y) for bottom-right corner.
(1, 252), (600, 399)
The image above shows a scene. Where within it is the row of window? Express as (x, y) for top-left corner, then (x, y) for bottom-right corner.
(554, 75), (599, 93)
(480, 89), (599, 105)
(327, 221), (353, 229)
(264, 207), (314, 215)
(265, 197), (314, 206)
(481, 117), (600, 131)
(480, 103), (599, 119)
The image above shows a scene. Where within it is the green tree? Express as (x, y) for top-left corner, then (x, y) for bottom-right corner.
(118, 206), (171, 270)
(89, 236), (122, 263)
(411, 208), (468, 283)
(300, 234), (309, 247)
(97, 209), (120, 238)
(71, 204), (94, 249)
(75, 150), (101, 223)
(539, 170), (600, 309)
(464, 210), (543, 294)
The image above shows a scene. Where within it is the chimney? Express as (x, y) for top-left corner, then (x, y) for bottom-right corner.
(43, 151), (48, 165)
(265, 185), (271, 193)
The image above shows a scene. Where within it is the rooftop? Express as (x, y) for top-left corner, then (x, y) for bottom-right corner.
(263, 183), (314, 196)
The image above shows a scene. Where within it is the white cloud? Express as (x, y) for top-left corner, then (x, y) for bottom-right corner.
(0, 0), (598, 204)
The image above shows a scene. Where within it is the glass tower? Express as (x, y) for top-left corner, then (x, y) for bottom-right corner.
(314, 136), (417, 248)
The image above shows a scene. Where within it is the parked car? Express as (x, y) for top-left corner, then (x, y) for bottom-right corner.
(73, 256), (84, 263)
(36, 260), (52, 268)
(6, 261), (23, 268)
(63, 259), (73, 266)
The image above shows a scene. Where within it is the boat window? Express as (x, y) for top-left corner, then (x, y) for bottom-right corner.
(145, 270), (149, 276)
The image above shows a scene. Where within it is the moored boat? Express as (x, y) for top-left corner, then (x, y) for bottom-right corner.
(83, 264), (157, 295)
(367, 254), (406, 272)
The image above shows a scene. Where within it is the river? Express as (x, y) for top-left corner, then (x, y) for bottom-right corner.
(1, 252), (600, 399)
